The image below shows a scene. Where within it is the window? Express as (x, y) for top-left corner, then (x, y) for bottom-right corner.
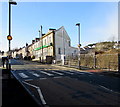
(72, 53), (73, 56)
(58, 48), (61, 54)
(49, 37), (51, 42)
(74, 50), (76, 53)
(44, 39), (46, 45)
(69, 41), (71, 47)
(64, 48), (65, 54)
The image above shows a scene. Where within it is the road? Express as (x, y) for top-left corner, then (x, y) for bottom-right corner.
(10, 59), (120, 106)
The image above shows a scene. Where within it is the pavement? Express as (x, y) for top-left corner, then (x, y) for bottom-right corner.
(51, 64), (120, 78)
(0, 59), (40, 106)
(1, 68), (40, 107)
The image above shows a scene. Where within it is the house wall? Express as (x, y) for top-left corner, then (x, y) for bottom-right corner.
(55, 26), (78, 61)
(32, 31), (54, 61)
(13, 26), (78, 62)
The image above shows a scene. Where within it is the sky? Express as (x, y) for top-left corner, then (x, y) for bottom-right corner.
(0, 1), (118, 52)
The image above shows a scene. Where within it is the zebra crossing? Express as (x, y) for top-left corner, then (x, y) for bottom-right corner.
(12, 69), (93, 81)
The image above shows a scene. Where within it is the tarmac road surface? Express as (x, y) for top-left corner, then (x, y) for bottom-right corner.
(10, 59), (120, 106)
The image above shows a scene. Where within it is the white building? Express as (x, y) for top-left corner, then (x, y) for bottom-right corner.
(54, 26), (78, 61)
(32, 26), (78, 63)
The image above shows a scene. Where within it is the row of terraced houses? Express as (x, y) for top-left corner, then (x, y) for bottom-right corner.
(11, 26), (78, 63)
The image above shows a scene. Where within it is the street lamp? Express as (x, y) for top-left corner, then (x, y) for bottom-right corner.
(40, 25), (43, 63)
(8, 0), (17, 52)
(8, 0), (17, 71)
(76, 23), (81, 69)
(38, 30), (40, 38)
(8, 0), (17, 51)
(62, 27), (65, 65)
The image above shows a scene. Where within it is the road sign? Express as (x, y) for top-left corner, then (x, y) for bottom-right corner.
(7, 35), (12, 40)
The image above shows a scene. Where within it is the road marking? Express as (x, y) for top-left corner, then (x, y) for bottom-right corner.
(18, 73), (29, 78)
(76, 71), (93, 75)
(37, 88), (47, 105)
(53, 76), (62, 79)
(99, 85), (120, 95)
(23, 81), (46, 105)
(51, 71), (64, 75)
(33, 73), (40, 77)
(25, 79), (33, 81)
(76, 72), (85, 74)
(40, 71), (54, 76)
(39, 78), (47, 80)
(30, 72), (40, 77)
(86, 72), (93, 75)
(99, 85), (112, 91)
(59, 70), (74, 75)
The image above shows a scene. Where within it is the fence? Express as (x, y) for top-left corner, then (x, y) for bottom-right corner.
(56, 53), (118, 71)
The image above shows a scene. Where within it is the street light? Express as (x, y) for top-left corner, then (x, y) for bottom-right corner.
(62, 27), (65, 65)
(40, 25), (43, 63)
(76, 23), (81, 69)
(38, 30), (40, 38)
(8, 0), (17, 72)
(8, 0), (17, 53)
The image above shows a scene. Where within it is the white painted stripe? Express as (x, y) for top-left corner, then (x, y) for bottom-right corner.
(32, 73), (40, 77)
(23, 81), (38, 88)
(25, 79), (33, 81)
(86, 72), (93, 74)
(69, 70), (93, 75)
(37, 88), (46, 105)
(99, 85), (112, 91)
(59, 70), (74, 75)
(19, 73), (29, 78)
(40, 71), (53, 76)
(99, 85), (120, 95)
(77, 72), (85, 74)
(77, 71), (93, 75)
(53, 76), (62, 79)
(39, 78), (47, 80)
(29, 72), (40, 77)
(23, 81), (46, 105)
(51, 71), (64, 75)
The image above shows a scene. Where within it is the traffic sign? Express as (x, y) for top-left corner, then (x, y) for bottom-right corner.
(7, 35), (12, 40)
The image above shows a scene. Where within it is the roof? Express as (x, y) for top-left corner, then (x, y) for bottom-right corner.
(55, 26), (71, 40)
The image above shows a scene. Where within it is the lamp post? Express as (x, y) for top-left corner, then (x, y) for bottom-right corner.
(8, 0), (17, 51)
(76, 23), (81, 69)
(40, 25), (43, 63)
(62, 27), (65, 65)
(38, 30), (40, 38)
(8, 0), (17, 72)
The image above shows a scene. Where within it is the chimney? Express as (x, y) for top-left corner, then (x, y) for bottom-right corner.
(32, 40), (35, 44)
(35, 38), (40, 42)
(26, 43), (28, 46)
(42, 34), (45, 36)
(49, 28), (56, 32)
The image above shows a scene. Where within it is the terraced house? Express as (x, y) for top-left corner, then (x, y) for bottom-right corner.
(31, 26), (78, 63)
(12, 26), (78, 63)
